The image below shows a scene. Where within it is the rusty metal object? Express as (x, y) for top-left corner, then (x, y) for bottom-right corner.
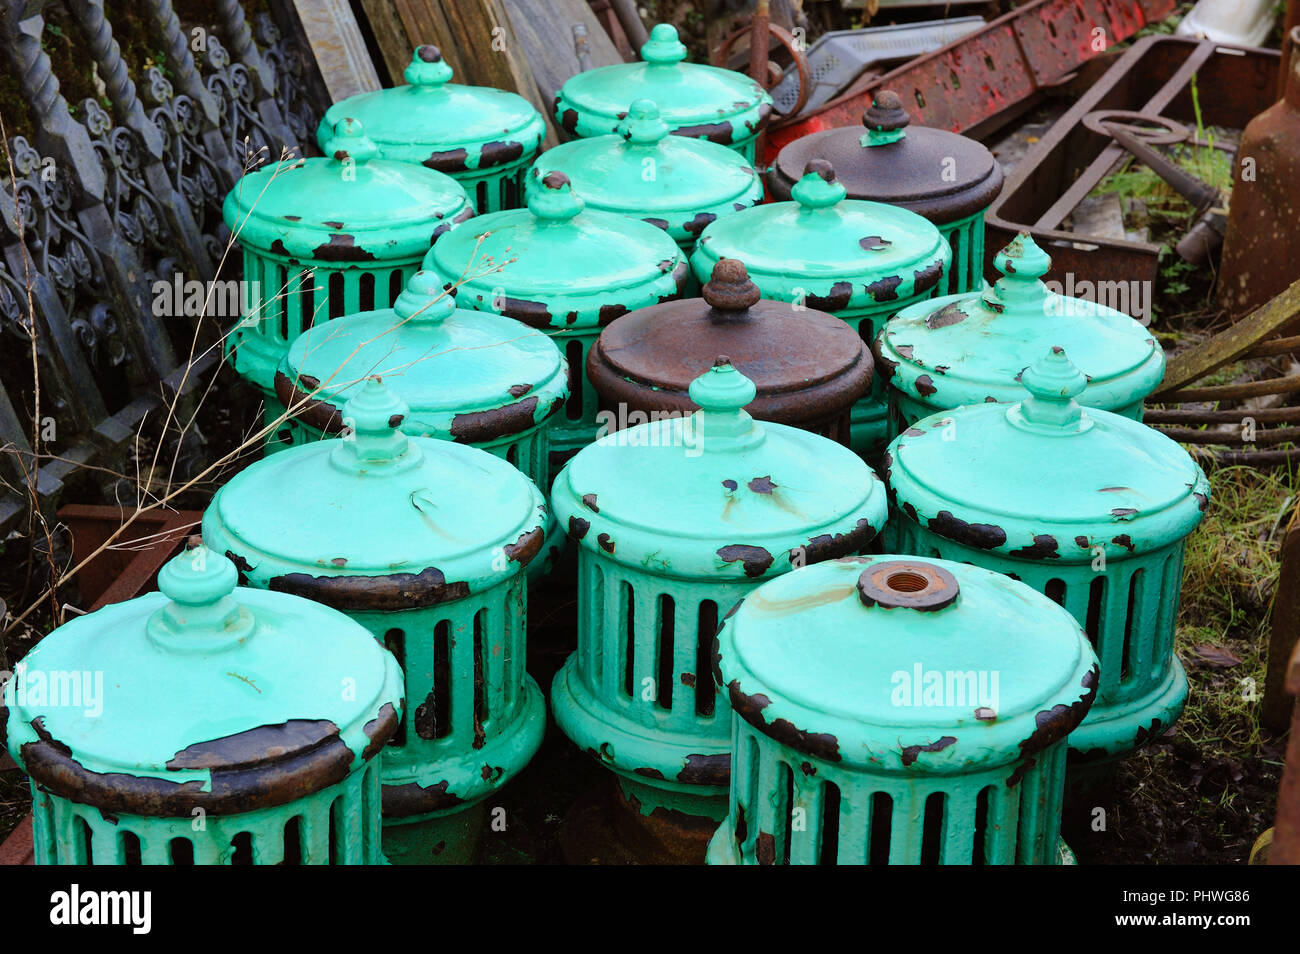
(1147, 277), (1300, 466)
(587, 259), (872, 444)
(764, 0), (1177, 156)
(768, 90), (1003, 225)
(1271, 614), (1300, 865)
(986, 36), (1279, 295)
(57, 505), (203, 612)
(1098, 118), (1226, 264)
(1264, 528), (1300, 733)
(713, 0), (811, 120)
(1220, 28), (1300, 318)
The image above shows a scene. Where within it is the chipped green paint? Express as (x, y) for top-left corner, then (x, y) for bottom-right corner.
(531, 99), (764, 252)
(690, 162), (951, 457)
(201, 380), (547, 864)
(222, 118), (474, 452)
(420, 171), (686, 471)
(549, 362), (888, 822)
(554, 23), (773, 162)
(884, 348), (1209, 771)
(317, 46), (545, 213)
(707, 554), (1098, 865)
(878, 233), (1164, 438)
(4, 541), (403, 864)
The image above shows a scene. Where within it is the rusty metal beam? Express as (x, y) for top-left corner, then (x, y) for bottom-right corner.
(767, 0), (1177, 149)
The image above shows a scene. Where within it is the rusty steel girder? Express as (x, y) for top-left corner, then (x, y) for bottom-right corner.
(986, 36), (1280, 294)
(765, 0), (1177, 159)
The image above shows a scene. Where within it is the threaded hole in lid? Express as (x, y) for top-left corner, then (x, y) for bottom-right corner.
(886, 571), (930, 593)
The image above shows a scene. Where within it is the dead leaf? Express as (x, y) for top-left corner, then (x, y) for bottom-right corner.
(1191, 644), (1243, 669)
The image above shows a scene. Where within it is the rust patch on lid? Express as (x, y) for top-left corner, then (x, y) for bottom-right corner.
(1007, 534), (1060, 560)
(900, 735), (956, 766)
(717, 544), (773, 577)
(269, 566), (470, 610)
(504, 526), (545, 567)
(479, 140), (525, 169)
(425, 147), (470, 173)
(449, 396), (543, 443)
(925, 302), (968, 330)
(312, 234), (377, 262)
(927, 510), (1006, 549)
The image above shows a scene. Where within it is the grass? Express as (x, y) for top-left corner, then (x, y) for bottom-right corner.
(1093, 465), (1297, 862)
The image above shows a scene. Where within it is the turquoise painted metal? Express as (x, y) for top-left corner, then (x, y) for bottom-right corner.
(690, 161), (950, 458)
(201, 379), (548, 864)
(317, 46), (545, 213)
(883, 347), (1209, 779)
(554, 23), (773, 162)
(3, 540), (403, 864)
(274, 270), (567, 576)
(707, 554), (1099, 865)
(550, 361), (888, 854)
(529, 99), (764, 253)
(877, 233), (1164, 438)
(223, 118), (474, 451)
(420, 170), (686, 475)
(768, 89), (1004, 295)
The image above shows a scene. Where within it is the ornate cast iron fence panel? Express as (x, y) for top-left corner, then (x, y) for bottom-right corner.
(0, 0), (332, 537)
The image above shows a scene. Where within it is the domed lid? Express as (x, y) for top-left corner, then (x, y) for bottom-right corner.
(203, 379), (549, 606)
(317, 46), (545, 172)
(770, 89), (1004, 224)
(691, 160), (951, 312)
(551, 360), (888, 580)
(532, 99), (764, 245)
(421, 170), (687, 330)
(588, 259), (872, 427)
(4, 540), (403, 816)
(223, 118), (474, 263)
(554, 23), (772, 146)
(275, 270), (567, 444)
(885, 348), (1210, 561)
(877, 234), (1164, 412)
(714, 554), (1098, 774)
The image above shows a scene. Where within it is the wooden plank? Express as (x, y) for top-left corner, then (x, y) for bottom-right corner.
(502, 0), (623, 103)
(287, 0), (381, 101)
(354, 0), (569, 146)
(357, 0), (413, 83)
(1154, 277), (1300, 398)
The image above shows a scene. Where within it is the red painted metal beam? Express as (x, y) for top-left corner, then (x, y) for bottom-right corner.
(765, 0), (1177, 159)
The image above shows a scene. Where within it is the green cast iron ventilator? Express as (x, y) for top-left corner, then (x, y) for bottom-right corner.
(421, 171), (686, 477)
(708, 555), (1099, 865)
(202, 380), (548, 864)
(550, 361), (888, 839)
(690, 161), (950, 458)
(317, 46), (546, 213)
(222, 118), (474, 452)
(4, 540), (403, 865)
(768, 90), (1005, 296)
(531, 98), (764, 254)
(877, 233), (1164, 440)
(883, 348), (1209, 782)
(588, 259), (872, 448)
(273, 271), (567, 576)
(554, 23), (774, 163)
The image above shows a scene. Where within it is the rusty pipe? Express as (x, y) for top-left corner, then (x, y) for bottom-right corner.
(608, 0), (648, 51)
